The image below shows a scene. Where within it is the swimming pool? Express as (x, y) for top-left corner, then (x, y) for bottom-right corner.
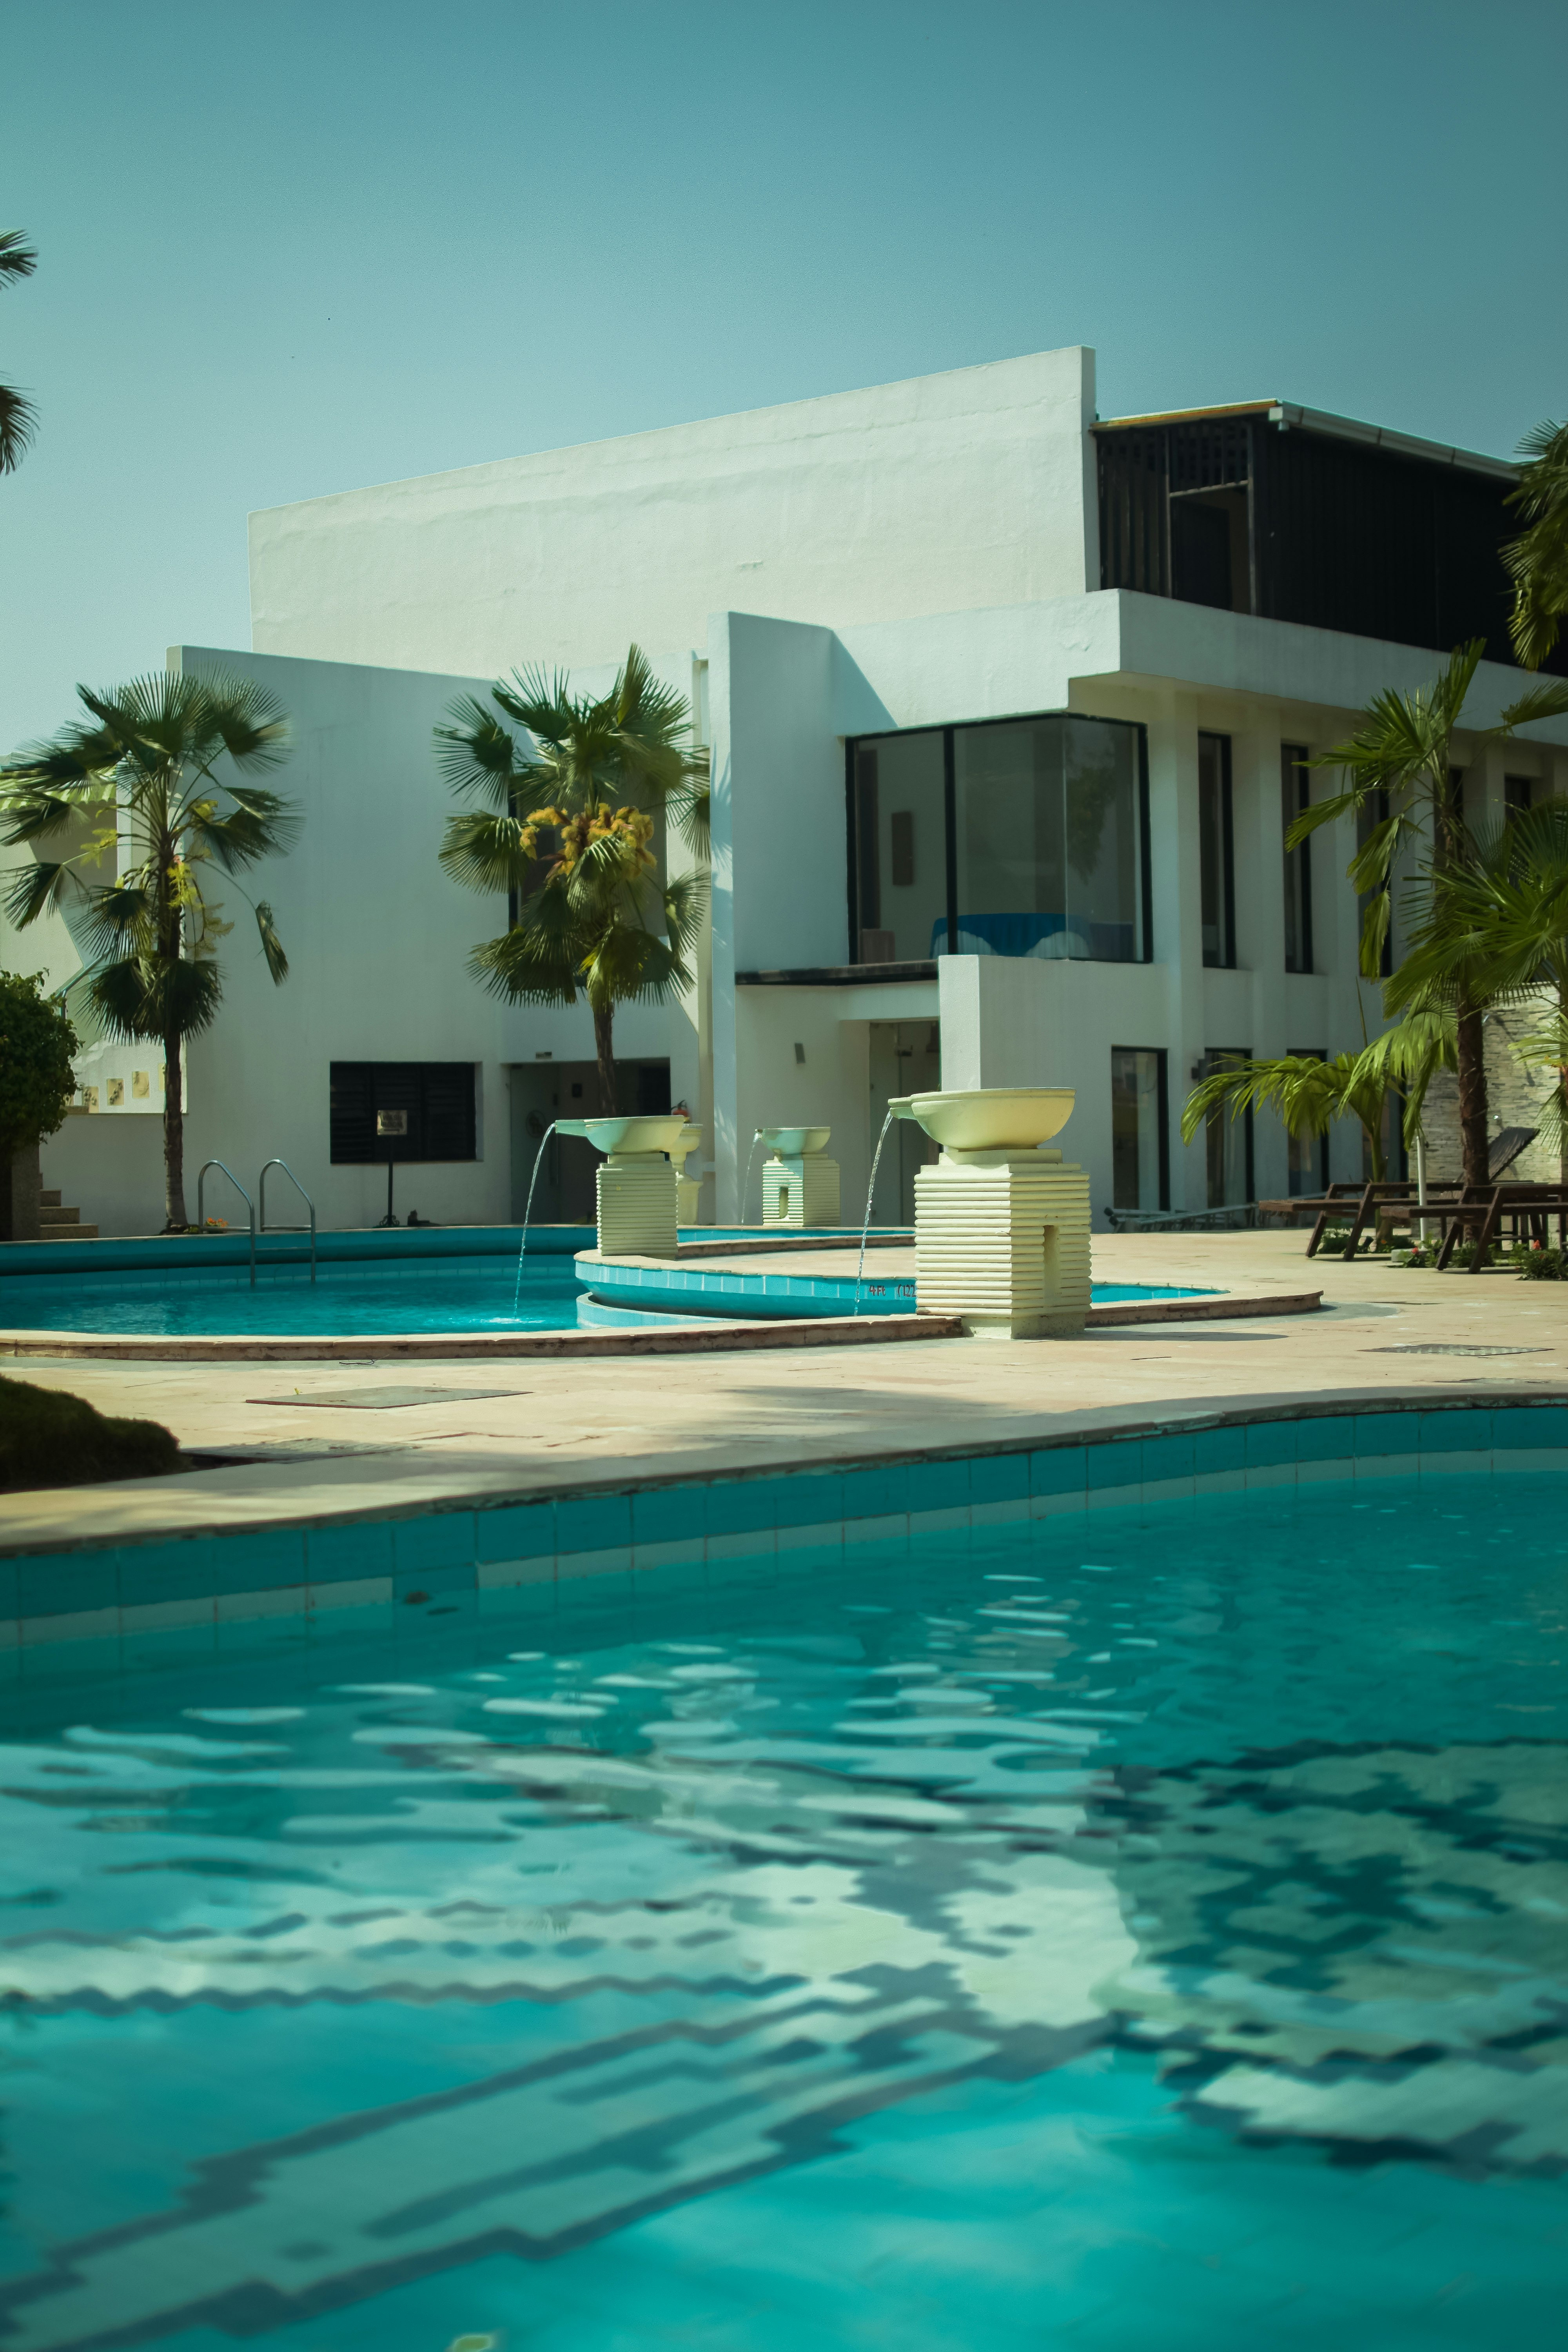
(0, 1255), (1211, 1338)
(0, 1256), (592, 1337)
(2, 1459), (1563, 2347)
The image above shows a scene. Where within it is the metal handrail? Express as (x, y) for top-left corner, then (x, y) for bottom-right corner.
(259, 1158), (317, 1284)
(196, 1159), (257, 1287)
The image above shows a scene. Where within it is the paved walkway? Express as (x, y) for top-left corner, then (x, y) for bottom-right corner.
(5, 1230), (1566, 1553)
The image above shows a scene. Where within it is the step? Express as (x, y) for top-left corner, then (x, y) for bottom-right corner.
(39, 1219), (98, 1241)
(42, 1204), (82, 1225)
(40, 1189), (61, 1209)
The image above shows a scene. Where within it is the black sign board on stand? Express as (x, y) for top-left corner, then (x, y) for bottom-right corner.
(376, 1109), (408, 1226)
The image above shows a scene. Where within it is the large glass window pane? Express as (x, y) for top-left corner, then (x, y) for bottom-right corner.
(1199, 733), (1233, 968)
(1111, 1047), (1166, 1210)
(852, 731), (946, 963)
(1204, 1047), (1252, 1207)
(952, 714), (1141, 961)
(1281, 743), (1312, 974)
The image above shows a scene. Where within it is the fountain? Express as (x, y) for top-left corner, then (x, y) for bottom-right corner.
(558, 1114), (687, 1259)
(512, 1117), (559, 1315)
(888, 1087), (1089, 1339)
(740, 1129), (766, 1225)
(853, 1109), (897, 1314)
(758, 1126), (839, 1228)
(670, 1123), (704, 1227)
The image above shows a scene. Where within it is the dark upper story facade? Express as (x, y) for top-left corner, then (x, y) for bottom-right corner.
(1093, 400), (1561, 674)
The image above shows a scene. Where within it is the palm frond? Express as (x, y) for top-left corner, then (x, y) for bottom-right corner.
(86, 952), (223, 1044)
(1504, 418), (1568, 670)
(1, 859), (75, 927)
(434, 701), (525, 807)
(0, 381), (37, 473)
(0, 231), (37, 285)
(439, 809), (538, 894)
(254, 901), (288, 984)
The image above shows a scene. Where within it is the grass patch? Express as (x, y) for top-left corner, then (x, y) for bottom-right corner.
(0, 1374), (180, 1492)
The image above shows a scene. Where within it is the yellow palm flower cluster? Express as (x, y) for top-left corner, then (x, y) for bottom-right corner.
(520, 801), (657, 882)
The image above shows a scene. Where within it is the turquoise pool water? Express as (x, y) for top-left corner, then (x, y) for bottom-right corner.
(0, 1258), (591, 1338)
(0, 1259), (1206, 1336)
(1, 1470), (1563, 2347)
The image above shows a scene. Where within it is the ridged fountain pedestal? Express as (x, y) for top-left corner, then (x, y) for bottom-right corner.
(891, 1089), (1089, 1339)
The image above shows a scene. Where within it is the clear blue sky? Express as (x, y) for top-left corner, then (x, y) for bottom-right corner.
(2, 0), (1564, 755)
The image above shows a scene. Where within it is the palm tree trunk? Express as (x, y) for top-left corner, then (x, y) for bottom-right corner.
(163, 1029), (187, 1229)
(593, 1002), (617, 1116)
(1455, 1001), (1489, 1189)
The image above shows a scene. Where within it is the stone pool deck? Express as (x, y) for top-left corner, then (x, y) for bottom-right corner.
(4, 1227), (1568, 1560)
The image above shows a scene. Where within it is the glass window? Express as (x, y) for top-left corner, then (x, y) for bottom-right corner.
(1111, 1048), (1167, 1210)
(851, 730), (946, 963)
(1281, 744), (1313, 974)
(850, 712), (1147, 965)
(1203, 1047), (1252, 1207)
(1198, 733), (1234, 968)
(951, 715), (1143, 962)
(1285, 1045), (1328, 1196)
(1505, 774), (1534, 816)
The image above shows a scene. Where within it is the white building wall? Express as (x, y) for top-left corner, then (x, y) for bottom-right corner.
(249, 349), (1099, 679)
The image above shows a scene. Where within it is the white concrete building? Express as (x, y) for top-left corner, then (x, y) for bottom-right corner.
(15, 346), (1568, 1236)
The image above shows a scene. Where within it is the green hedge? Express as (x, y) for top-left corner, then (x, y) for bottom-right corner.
(0, 1374), (180, 1492)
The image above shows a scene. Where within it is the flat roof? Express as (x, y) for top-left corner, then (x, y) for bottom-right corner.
(1094, 399), (1517, 484)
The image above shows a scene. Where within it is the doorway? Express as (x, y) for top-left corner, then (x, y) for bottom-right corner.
(508, 1058), (671, 1224)
(867, 1020), (940, 1226)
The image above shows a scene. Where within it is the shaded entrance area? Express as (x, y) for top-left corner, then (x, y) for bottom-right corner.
(867, 1020), (940, 1225)
(508, 1059), (673, 1225)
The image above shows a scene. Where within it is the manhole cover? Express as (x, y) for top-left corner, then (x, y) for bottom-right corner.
(251, 1386), (519, 1409)
(1370, 1345), (1546, 1357)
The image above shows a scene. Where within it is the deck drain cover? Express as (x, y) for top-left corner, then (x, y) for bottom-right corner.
(252, 1386), (518, 1409)
(1370, 1345), (1545, 1357)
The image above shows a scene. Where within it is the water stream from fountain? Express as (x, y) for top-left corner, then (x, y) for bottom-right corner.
(741, 1129), (765, 1225)
(512, 1120), (560, 1315)
(853, 1109), (897, 1314)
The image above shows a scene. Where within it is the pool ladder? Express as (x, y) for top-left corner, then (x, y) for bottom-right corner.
(196, 1161), (258, 1288)
(259, 1159), (318, 1284)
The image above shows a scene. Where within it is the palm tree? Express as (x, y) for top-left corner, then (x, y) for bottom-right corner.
(0, 230), (38, 474)
(436, 644), (708, 1113)
(1505, 418), (1568, 671)
(1289, 641), (1568, 1185)
(1180, 1047), (1420, 1187)
(0, 672), (294, 1229)
(1387, 800), (1568, 1165)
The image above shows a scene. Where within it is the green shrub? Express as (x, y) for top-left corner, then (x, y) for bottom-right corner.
(0, 1374), (180, 1491)
(1512, 1242), (1568, 1279)
(0, 971), (78, 1154)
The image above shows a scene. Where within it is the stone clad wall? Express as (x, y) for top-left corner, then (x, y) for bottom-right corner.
(1418, 991), (1564, 1181)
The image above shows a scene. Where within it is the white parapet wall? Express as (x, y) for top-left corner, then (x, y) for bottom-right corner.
(913, 1148), (1092, 1339)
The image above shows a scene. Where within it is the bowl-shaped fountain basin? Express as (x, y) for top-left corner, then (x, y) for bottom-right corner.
(759, 1125), (831, 1157)
(556, 1115), (691, 1156)
(890, 1088), (1074, 1151)
(671, 1123), (703, 1169)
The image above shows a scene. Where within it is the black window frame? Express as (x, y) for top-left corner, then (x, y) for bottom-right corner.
(1199, 731), (1236, 970)
(330, 1061), (479, 1165)
(1202, 1045), (1254, 1208)
(1110, 1044), (1170, 1212)
(845, 710), (1152, 967)
(1281, 742), (1314, 975)
(1285, 1044), (1330, 1193)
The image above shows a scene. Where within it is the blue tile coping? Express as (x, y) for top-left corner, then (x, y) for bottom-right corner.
(575, 1254), (1223, 1324)
(3, 1395), (1564, 1654)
